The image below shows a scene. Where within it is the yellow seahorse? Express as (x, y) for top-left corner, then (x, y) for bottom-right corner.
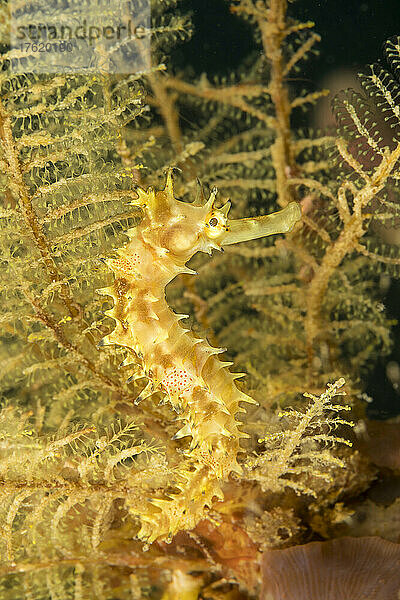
(97, 170), (301, 543)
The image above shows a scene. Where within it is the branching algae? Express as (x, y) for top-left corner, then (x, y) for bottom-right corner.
(0, 0), (400, 598)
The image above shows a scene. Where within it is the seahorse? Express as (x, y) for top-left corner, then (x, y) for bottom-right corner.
(97, 170), (301, 543)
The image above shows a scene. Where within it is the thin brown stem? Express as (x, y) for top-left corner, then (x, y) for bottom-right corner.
(147, 74), (183, 153)
(0, 99), (81, 319)
(257, 0), (297, 207)
(24, 287), (127, 395)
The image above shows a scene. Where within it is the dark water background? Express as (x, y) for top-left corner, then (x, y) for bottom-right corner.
(171, 0), (400, 419)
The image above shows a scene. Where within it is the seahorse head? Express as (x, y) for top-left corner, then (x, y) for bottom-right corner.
(134, 170), (301, 263)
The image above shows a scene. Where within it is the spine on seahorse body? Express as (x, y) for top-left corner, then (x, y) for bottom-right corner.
(97, 170), (301, 543)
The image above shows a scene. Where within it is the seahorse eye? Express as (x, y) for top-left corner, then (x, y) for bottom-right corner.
(204, 211), (227, 241)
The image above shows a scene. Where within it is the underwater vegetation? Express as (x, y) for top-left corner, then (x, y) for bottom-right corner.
(1, 0), (400, 598)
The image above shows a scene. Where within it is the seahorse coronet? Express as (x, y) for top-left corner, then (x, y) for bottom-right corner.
(98, 169), (302, 542)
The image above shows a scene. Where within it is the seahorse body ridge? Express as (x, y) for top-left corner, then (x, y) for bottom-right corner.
(97, 170), (301, 542)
